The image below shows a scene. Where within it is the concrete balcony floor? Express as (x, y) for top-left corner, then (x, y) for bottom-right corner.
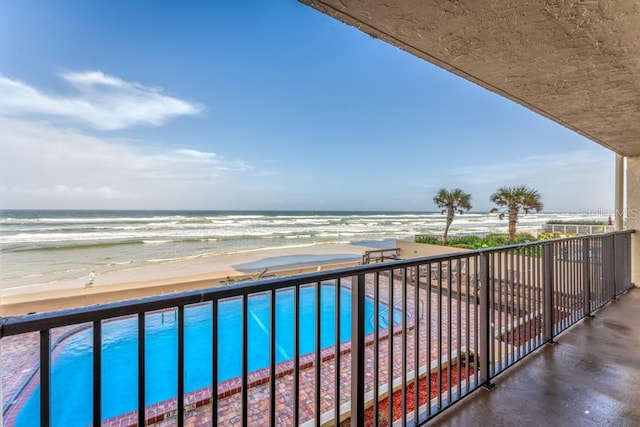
(432, 287), (640, 426)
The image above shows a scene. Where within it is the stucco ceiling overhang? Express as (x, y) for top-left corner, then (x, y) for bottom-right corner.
(300, 0), (640, 157)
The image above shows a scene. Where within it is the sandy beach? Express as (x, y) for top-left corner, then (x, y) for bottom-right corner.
(0, 242), (378, 316)
(0, 240), (466, 317)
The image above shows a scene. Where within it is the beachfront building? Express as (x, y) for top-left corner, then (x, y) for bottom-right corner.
(1, 2), (639, 427)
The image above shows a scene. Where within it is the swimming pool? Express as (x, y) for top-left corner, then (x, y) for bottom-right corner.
(15, 284), (400, 427)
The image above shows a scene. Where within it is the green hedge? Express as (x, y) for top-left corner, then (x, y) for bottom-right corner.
(415, 233), (537, 249)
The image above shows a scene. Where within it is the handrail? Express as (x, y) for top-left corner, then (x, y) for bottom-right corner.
(0, 229), (634, 427)
(1, 229), (634, 337)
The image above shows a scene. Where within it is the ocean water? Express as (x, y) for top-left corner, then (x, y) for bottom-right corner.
(0, 210), (596, 291)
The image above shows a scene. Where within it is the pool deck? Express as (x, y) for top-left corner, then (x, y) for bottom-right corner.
(2, 272), (476, 426)
(430, 286), (640, 426)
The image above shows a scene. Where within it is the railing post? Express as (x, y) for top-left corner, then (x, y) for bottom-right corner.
(40, 329), (51, 427)
(624, 232), (633, 289)
(478, 253), (493, 388)
(93, 320), (102, 427)
(604, 235), (616, 300)
(583, 238), (592, 317)
(543, 244), (555, 343)
(350, 273), (365, 426)
(138, 313), (146, 427)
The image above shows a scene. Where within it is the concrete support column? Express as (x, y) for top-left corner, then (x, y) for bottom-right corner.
(627, 156), (640, 286)
(615, 154), (625, 231)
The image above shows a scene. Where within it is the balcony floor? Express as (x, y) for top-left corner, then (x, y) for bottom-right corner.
(431, 286), (640, 426)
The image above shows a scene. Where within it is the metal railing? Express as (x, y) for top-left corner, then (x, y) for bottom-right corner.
(542, 223), (615, 235)
(0, 231), (634, 427)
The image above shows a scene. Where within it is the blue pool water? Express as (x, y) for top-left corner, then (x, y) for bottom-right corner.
(15, 285), (400, 427)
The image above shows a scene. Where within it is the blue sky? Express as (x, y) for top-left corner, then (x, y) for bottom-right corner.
(0, 0), (615, 212)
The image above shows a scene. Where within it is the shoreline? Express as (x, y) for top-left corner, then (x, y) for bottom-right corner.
(0, 240), (466, 317)
(0, 242), (379, 316)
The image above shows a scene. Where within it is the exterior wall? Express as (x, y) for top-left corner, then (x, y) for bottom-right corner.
(628, 156), (640, 286)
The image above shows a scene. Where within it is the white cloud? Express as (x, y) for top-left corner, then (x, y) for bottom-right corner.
(432, 150), (614, 211)
(0, 71), (203, 130)
(0, 118), (255, 209)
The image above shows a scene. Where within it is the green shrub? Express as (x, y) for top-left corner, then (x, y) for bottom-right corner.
(513, 233), (536, 243)
(416, 232), (541, 249)
(539, 231), (566, 240)
(415, 234), (440, 244)
(447, 235), (482, 249)
(482, 234), (511, 247)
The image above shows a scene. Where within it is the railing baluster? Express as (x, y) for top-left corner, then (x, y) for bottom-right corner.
(178, 306), (185, 427)
(436, 262), (442, 409)
(457, 258), (462, 398)
(575, 239), (580, 321)
(543, 245), (554, 342)
(516, 249), (522, 360)
(627, 233), (632, 288)
(374, 272), (380, 427)
(269, 290), (276, 427)
(294, 286), (300, 426)
(479, 253), (492, 388)
(138, 312), (146, 427)
(315, 282), (321, 427)
(388, 268), (394, 422)
(350, 274), (365, 427)
(427, 263), (432, 417)
(522, 248), (528, 354)
(447, 259), (452, 404)
(474, 257), (480, 385)
(568, 241), (573, 324)
(465, 257), (471, 393)
(526, 247), (532, 353)
(40, 329), (50, 427)
(93, 320), (101, 427)
(559, 242), (565, 330)
(401, 268), (407, 426)
(334, 279), (341, 427)
(242, 296), (248, 427)
(537, 248), (542, 347)
(496, 252), (502, 372)
(509, 250), (514, 364)
(413, 266), (420, 424)
(212, 300), (218, 427)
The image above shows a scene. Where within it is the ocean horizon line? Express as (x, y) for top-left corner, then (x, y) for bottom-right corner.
(1, 208), (600, 215)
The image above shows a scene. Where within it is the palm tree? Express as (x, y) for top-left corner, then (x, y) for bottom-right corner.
(433, 188), (472, 243)
(490, 185), (543, 244)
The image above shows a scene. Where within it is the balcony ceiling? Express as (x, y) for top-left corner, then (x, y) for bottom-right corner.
(300, 0), (640, 157)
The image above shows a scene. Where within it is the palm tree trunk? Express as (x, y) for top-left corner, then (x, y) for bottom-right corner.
(444, 210), (454, 243)
(444, 218), (452, 243)
(508, 210), (518, 244)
